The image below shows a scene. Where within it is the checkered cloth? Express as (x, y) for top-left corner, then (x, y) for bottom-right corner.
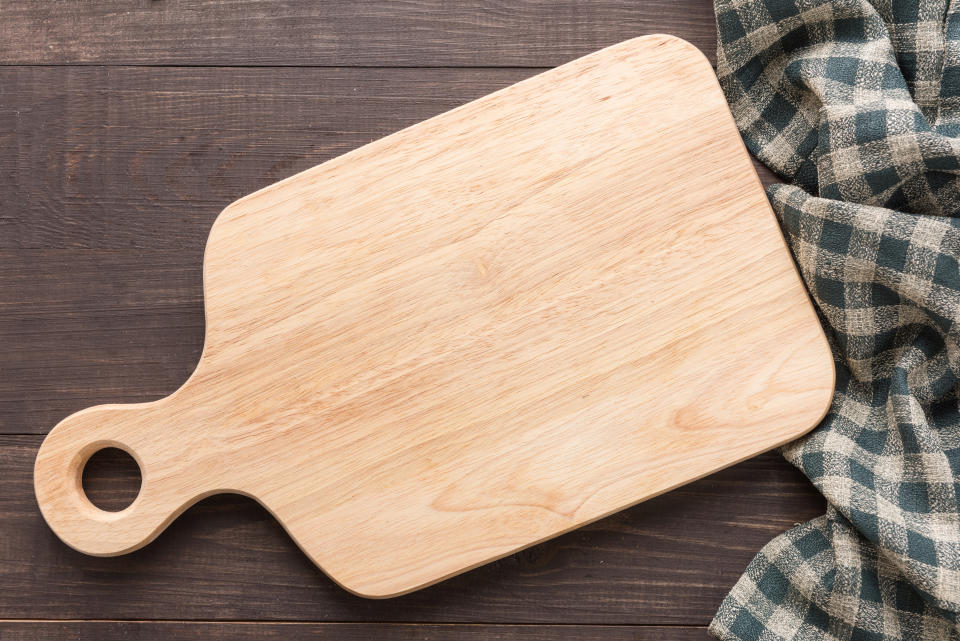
(708, 1), (960, 639)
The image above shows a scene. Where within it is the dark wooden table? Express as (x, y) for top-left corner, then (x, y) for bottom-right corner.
(1, 2), (824, 639)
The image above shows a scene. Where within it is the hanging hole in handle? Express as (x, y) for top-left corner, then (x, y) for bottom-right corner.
(36, 408), (186, 556)
(81, 447), (142, 512)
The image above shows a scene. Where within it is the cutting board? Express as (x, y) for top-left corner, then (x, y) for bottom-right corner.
(34, 35), (834, 598)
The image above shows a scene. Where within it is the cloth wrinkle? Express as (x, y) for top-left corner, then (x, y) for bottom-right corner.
(711, 0), (960, 638)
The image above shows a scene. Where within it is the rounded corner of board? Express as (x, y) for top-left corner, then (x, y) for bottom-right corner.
(811, 338), (838, 426)
(787, 335), (837, 444)
(310, 556), (451, 599)
(208, 197), (247, 234)
(321, 574), (414, 601)
(617, 33), (711, 64)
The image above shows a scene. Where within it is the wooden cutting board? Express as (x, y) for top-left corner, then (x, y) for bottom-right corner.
(34, 35), (834, 598)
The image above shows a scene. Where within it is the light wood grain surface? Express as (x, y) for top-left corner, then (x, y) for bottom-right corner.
(32, 35), (832, 599)
(3, 2), (834, 639)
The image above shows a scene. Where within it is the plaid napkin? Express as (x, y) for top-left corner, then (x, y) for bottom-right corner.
(708, 1), (960, 639)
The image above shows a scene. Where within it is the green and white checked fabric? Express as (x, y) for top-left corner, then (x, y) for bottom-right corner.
(709, 1), (960, 639)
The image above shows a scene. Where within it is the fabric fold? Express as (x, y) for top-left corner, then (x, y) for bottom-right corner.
(710, 1), (960, 639)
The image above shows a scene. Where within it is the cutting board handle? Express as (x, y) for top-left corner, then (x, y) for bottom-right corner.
(33, 402), (200, 556)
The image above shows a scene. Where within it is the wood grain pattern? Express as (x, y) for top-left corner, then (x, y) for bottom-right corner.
(1, 0), (821, 637)
(0, 623), (713, 641)
(0, 251), (204, 433)
(3, 436), (825, 623)
(32, 36), (832, 598)
(0, 63), (776, 434)
(0, 0), (717, 67)
(0, 66), (535, 251)
(0, 65), (779, 253)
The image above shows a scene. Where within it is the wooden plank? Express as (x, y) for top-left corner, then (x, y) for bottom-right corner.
(31, 36), (829, 599)
(0, 0), (793, 632)
(1, 65), (778, 253)
(1, 66), (535, 251)
(0, 1), (717, 67)
(0, 64), (780, 432)
(0, 250), (202, 433)
(0, 622), (712, 641)
(0, 67), (770, 433)
(0, 63), (778, 432)
(0, 435), (824, 623)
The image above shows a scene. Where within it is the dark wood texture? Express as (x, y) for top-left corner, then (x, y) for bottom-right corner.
(0, 623), (712, 641)
(0, 66), (778, 433)
(1, 67), (537, 251)
(1, 435), (823, 623)
(1, 2), (811, 639)
(0, 1), (717, 67)
(1, 66), (777, 253)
